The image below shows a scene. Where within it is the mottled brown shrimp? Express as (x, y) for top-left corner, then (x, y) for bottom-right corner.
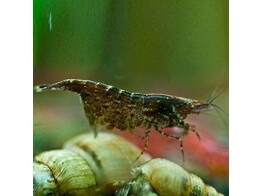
(35, 79), (216, 162)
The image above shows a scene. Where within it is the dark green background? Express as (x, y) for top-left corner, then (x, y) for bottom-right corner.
(34, 0), (228, 92)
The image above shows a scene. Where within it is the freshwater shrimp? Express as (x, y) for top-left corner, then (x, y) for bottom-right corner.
(35, 79), (218, 162)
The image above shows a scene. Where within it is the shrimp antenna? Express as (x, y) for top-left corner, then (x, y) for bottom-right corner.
(208, 89), (226, 105)
(206, 68), (228, 104)
(211, 104), (229, 127)
(211, 104), (228, 116)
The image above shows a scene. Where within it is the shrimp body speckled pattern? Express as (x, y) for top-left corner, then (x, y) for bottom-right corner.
(35, 79), (217, 161)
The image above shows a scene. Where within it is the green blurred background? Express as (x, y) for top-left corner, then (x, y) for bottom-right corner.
(34, 0), (228, 195)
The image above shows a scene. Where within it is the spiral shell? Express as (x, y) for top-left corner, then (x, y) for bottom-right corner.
(34, 150), (98, 195)
(33, 132), (151, 196)
(116, 158), (224, 196)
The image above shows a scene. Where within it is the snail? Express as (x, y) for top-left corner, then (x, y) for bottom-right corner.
(34, 132), (223, 196)
(116, 158), (224, 196)
(33, 132), (151, 196)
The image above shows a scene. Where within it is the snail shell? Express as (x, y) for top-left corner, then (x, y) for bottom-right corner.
(116, 158), (224, 196)
(33, 132), (151, 196)
(34, 150), (98, 195)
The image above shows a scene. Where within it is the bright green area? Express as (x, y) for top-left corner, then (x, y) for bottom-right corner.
(34, 0), (228, 92)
